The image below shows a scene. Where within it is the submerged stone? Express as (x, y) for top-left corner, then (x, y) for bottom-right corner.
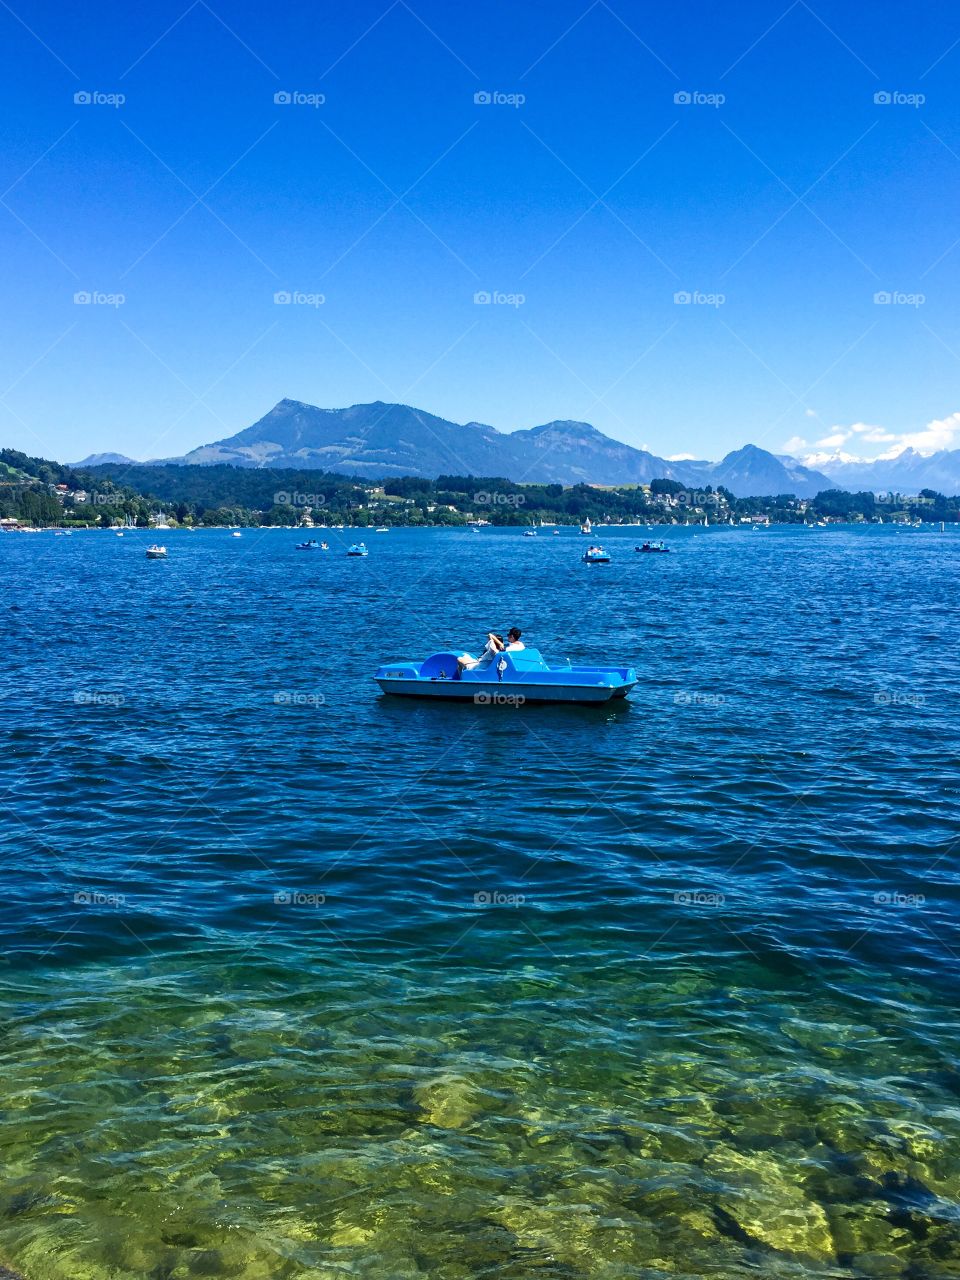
(705, 1146), (835, 1260)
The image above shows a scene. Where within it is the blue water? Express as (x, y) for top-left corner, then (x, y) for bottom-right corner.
(1, 524), (959, 1279)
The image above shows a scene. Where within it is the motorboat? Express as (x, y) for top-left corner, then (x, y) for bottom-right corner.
(346, 542), (368, 557)
(145, 545), (167, 559)
(636, 541), (669, 553)
(375, 526), (389, 533)
(582, 546), (610, 564)
(374, 647), (637, 704)
(522, 529), (537, 537)
(296, 539), (322, 550)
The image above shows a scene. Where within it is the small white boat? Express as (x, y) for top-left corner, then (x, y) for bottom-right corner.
(523, 529), (537, 537)
(145, 544), (167, 559)
(231, 531), (242, 538)
(375, 526), (389, 533)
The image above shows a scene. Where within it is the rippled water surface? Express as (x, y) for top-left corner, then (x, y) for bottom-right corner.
(2, 524), (959, 1279)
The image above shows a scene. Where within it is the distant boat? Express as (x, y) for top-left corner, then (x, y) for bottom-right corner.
(296, 539), (322, 550)
(145, 545), (167, 559)
(346, 542), (368, 557)
(636, 541), (669, 553)
(522, 529), (537, 537)
(231, 531), (242, 538)
(580, 517), (592, 535)
(375, 526), (389, 533)
(552, 529), (560, 535)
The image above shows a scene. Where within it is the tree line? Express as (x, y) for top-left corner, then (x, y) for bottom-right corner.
(1, 448), (958, 527)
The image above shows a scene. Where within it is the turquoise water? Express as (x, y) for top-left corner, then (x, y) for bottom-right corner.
(2, 524), (959, 1279)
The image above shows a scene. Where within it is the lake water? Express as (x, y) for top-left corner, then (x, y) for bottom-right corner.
(1, 524), (959, 1279)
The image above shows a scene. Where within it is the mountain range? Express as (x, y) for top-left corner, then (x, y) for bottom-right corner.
(73, 399), (960, 497)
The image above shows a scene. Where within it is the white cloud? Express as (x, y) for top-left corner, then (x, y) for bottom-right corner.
(815, 432), (850, 449)
(784, 411), (960, 464)
(666, 452), (697, 460)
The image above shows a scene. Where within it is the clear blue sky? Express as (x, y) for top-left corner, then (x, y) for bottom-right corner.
(2, 0), (959, 463)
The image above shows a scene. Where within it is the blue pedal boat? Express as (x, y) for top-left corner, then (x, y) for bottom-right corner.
(346, 542), (369, 557)
(582, 546), (610, 564)
(374, 647), (637, 704)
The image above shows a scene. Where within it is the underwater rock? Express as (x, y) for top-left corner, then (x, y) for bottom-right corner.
(705, 1146), (835, 1260)
(413, 1076), (480, 1129)
(0, 1266), (26, 1280)
(495, 1196), (674, 1271)
(825, 1199), (913, 1269)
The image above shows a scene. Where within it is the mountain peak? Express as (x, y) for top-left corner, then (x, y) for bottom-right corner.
(171, 399), (831, 495)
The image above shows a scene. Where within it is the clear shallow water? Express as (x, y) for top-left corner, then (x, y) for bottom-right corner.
(1, 524), (959, 1279)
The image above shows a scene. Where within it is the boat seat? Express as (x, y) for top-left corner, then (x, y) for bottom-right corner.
(419, 652), (461, 680)
(499, 648), (549, 674)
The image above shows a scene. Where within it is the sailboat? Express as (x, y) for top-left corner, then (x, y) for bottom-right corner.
(580, 517), (592, 536)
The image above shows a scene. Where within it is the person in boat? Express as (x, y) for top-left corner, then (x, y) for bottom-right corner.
(457, 632), (504, 671)
(505, 628), (524, 651)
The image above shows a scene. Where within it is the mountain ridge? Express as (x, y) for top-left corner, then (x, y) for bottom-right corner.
(168, 399), (835, 497)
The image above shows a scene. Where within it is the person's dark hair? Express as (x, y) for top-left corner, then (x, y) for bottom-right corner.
(508, 627), (522, 641)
